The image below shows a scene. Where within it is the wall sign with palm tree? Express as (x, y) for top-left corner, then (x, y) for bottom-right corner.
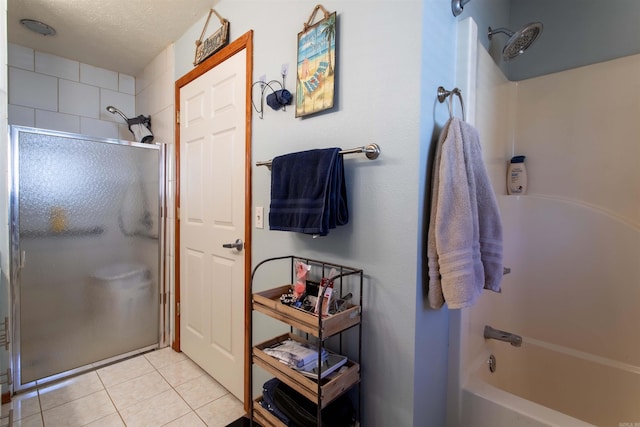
(296, 5), (337, 117)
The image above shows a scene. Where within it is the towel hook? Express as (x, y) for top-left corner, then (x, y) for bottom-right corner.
(437, 86), (466, 121)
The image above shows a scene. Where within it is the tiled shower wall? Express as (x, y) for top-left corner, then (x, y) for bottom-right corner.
(7, 43), (135, 141)
(135, 45), (176, 344)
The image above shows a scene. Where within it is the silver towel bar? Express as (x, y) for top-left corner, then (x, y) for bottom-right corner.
(256, 143), (381, 169)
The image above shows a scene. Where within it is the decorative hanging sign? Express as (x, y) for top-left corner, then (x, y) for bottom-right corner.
(193, 9), (230, 66)
(295, 5), (337, 117)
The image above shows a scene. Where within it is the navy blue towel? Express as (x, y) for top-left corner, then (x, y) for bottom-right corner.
(269, 147), (348, 236)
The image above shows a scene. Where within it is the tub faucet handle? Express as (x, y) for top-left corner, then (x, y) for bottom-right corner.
(484, 325), (522, 347)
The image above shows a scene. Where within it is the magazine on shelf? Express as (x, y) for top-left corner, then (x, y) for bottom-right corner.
(294, 353), (348, 379)
(263, 338), (327, 368)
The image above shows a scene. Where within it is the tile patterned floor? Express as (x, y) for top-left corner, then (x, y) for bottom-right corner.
(0, 348), (245, 427)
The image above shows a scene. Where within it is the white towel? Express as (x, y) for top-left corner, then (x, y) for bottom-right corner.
(130, 123), (154, 144)
(427, 117), (503, 309)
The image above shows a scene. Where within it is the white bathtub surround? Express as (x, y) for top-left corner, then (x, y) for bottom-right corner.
(453, 16), (640, 427)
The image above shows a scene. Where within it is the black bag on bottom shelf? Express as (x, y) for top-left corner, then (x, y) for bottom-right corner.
(261, 378), (291, 425)
(272, 380), (356, 427)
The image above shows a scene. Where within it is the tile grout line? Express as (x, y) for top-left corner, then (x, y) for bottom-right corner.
(11, 349), (242, 427)
(91, 365), (126, 427)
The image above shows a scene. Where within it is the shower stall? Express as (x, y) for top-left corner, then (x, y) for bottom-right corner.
(9, 126), (165, 391)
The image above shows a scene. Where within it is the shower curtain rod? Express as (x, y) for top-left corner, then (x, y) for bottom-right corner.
(256, 143), (381, 169)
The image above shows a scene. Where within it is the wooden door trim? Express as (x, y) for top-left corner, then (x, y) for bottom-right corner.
(174, 30), (253, 410)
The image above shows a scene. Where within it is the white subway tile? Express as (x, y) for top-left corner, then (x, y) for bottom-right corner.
(155, 69), (174, 113)
(35, 109), (80, 134)
(9, 67), (57, 111)
(165, 44), (175, 69)
(8, 104), (35, 127)
(80, 63), (118, 90)
(135, 85), (150, 116)
(118, 123), (133, 141)
(146, 49), (166, 84)
(80, 117), (118, 140)
(135, 67), (150, 94)
(149, 105), (174, 145)
(59, 79), (100, 118)
(8, 43), (34, 71)
(119, 74), (135, 95)
(35, 52), (79, 81)
(100, 89), (135, 122)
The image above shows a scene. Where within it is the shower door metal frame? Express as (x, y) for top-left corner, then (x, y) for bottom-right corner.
(8, 126), (167, 393)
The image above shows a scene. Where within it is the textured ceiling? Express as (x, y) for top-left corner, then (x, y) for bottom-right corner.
(7, 0), (217, 76)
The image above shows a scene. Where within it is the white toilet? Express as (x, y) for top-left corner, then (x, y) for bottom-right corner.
(87, 263), (154, 350)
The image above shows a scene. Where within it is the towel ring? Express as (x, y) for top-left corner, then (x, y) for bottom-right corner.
(437, 86), (466, 121)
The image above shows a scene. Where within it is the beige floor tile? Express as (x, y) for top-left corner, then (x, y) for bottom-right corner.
(42, 390), (116, 427)
(2, 391), (41, 421)
(83, 412), (126, 427)
(106, 370), (171, 411)
(38, 371), (104, 411)
(161, 411), (207, 426)
(157, 359), (205, 388)
(195, 394), (245, 427)
(96, 356), (155, 388)
(11, 413), (43, 427)
(174, 375), (228, 410)
(143, 348), (187, 370)
(119, 389), (191, 427)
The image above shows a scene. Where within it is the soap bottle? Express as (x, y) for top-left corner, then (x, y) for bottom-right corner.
(507, 155), (527, 195)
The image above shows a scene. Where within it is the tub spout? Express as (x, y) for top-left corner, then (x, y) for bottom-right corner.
(484, 325), (522, 347)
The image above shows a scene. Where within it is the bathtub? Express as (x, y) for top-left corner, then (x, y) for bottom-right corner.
(455, 194), (640, 427)
(460, 336), (640, 427)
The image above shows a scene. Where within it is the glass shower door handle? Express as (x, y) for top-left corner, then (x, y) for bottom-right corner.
(222, 239), (244, 251)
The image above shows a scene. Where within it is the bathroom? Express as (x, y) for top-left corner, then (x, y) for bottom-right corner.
(1, 1), (638, 426)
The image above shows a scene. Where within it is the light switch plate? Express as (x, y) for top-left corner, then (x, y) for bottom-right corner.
(255, 206), (264, 229)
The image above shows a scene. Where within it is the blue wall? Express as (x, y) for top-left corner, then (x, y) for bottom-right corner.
(413, 1), (457, 425)
(176, 1), (449, 425)
(508, 0), (640, 80)
(455, 0), (640, 81)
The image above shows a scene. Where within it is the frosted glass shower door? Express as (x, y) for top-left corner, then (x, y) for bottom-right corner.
(11, 127), (160, 387)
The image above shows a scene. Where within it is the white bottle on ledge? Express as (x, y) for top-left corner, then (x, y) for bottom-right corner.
(507, 155), (527, 195)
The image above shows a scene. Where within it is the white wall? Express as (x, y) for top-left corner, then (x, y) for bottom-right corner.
(7, 44), (135, 141)
(172, 1), (448, 425)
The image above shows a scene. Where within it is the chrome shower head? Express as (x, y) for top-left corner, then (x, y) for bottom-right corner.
(106, 105), (129, 123)
(488, 22), (543, 61)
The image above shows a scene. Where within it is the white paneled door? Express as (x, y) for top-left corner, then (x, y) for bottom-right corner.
(179, 48), (247, 401)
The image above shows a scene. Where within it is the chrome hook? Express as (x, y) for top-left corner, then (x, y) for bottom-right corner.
(437, 86), (466, 121)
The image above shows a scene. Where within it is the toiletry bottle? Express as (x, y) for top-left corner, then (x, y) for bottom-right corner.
(507, 155), (527, 195)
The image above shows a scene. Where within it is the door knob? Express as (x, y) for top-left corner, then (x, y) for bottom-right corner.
(222, 239), (244, 251)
